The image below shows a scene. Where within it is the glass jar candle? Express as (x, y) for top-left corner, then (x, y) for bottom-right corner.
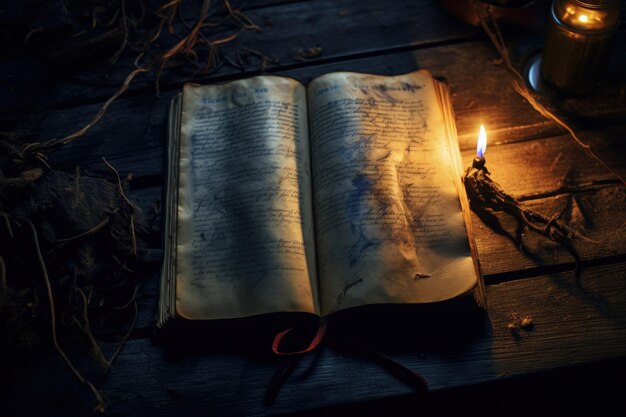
(540, 0), (620, 96)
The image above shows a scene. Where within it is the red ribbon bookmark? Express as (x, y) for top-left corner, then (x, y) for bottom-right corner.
(271, 318), (328, 355)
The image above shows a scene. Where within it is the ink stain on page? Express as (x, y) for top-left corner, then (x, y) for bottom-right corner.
(347, 174), (371, 219)
(371, 85), (398, 104)
(346, 174), (380, 265)
(336, 278), (364, 306)
(348, 229), (380, 266)
(399, 82), (423, 93)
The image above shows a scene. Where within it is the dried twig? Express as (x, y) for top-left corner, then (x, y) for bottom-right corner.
(159, 0), (182, 34)
(24, 66), (150, 155)
(1, 212), (13, 238)
(104, 300), (139, 375)
(224, 0), (261, 31)
(28, 220), (106, 413)
(0, 5), (267, 412)
(161, 0), (212, 63)
(56, 218), (110, 246)
(14, 0), (260, 157)
(73, 287), (111, 370)
(111, 282), (140, 310)
(108, 0), (129, 66)
(237, 47), (277, 72)
(102, 158), (137, 256)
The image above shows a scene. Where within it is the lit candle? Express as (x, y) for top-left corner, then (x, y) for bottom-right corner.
(462, 122), (580, 272)
(472, 124), (488, 170)
(540, 0), (619, 96)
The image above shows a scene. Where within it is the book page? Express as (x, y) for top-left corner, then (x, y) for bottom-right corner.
(307, 71), (477, 316)
(175, 76), (318, 320)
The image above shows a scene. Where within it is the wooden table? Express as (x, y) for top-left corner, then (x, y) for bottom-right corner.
(2, 1), (626, 415)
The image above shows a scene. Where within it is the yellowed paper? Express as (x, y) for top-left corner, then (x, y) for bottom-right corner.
(307, 71), (477, 315)
(175, 76), (318, 319)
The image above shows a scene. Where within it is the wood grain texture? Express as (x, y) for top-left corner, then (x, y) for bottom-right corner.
(460, 125), (626, 193)
(472, 185), (626, 278)
(31, 39), (626, 184)
(0, 0), (476, 119)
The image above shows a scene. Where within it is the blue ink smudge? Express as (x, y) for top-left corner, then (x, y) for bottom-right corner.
(346, 174), (380, 265)
(347, 174), (371, 219)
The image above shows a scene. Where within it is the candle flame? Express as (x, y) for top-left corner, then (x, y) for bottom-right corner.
(477, 124), (487, 158)
(578, 14), (589, 23)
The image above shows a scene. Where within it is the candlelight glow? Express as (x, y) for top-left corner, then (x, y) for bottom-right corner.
(559, 1), (616, 31)
(477, 124), (487, 158)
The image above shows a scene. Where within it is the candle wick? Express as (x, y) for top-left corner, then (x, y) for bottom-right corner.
(472, 155), (486, 171)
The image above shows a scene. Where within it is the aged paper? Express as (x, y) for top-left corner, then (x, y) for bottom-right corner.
(307, 71), (477, 315)
(175, 76), (318, 319)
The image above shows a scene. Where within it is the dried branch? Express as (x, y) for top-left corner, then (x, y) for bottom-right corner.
(24, 66), (150, 155)
(161, 0), (212, 63)
(14, 0), (261, 157)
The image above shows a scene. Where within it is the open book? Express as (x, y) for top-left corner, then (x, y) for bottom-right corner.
(158, 70), (484, 327)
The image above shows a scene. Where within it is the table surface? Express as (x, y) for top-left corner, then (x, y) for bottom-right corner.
(2, 1), (626, 416)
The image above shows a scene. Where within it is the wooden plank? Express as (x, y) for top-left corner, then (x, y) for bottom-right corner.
(472, 185), (626, 278)
(487, 263), (626, 376)
(460, 126), (626, 193)
(459, 129), (626, 277)
(43, 91), (176, 179)
(5, 26), (625, 145)
(30, 40), (626, 182)
(0, 0), (477, 118)
(4, 263), (625, 416)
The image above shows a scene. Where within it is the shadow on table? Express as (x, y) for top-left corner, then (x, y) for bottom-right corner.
(153, 294), (488, 405)
(154, 293), (487, 359)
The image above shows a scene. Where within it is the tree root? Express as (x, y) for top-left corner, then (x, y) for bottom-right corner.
(102, 157), (137, 256)
(28, 220), (106, 413)
(104, 300), (139, 376)
(73, 286), (111, 370)
(56, 218), (110, 246)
